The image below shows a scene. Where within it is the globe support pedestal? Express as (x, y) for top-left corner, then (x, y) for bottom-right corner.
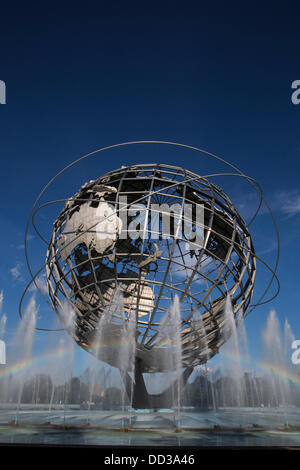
(123, 359), (194, 409)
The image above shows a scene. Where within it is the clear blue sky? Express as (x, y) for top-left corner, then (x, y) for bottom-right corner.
(0, 2), (299, 377)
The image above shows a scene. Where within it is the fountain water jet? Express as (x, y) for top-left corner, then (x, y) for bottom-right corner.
(191, 310), (216, 409)
(236, 310), (257, 407)
(58, 301), (77, 424)
(222, 294), (243, 407)
(48, 338), (65, 420)
(0, 314), (6, 340)
(12, 295), (38, 423)
(262, 310), (293, 407)
(156, 296), (183, 410)
(84, 287), (137, 415)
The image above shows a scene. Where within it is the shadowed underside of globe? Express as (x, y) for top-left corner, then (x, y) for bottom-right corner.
(45, 164), (256, 372)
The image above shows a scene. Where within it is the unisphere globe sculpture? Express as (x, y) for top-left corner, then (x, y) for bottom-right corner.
(45, 164), (256, 371)
(20, 143), (279, 409)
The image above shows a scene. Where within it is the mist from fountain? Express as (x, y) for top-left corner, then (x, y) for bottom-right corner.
(58, 301), (76, 422)
(48, 338), (65, 418)
(84, 287), (137, 415)
(262, 310), (293, 407)
(1, 284), (299, 438)
(11, 295), (38, 422)
(0, 314), (6, 340)
(114, 291), (136, 413)
(0, 290), (3, 314)
(153, 296), (182, 424)
(86, 335), (101, 421)
(192, 309), (216, 409)
(236, 309), (258, 407)
(222, 293), (243, 407)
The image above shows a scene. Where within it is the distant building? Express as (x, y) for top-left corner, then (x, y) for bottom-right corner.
(0, 340), (6, 364)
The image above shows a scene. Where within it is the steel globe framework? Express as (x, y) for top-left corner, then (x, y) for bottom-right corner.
(44, 163), (257, 371)
(19, 142), (279, 390)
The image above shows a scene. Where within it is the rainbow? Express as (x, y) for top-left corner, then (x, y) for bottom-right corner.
(256, 361), (300, 386)
(1, 345), (299, 387)
(218, 351), (300, 386)
(0, 347), (71, 379)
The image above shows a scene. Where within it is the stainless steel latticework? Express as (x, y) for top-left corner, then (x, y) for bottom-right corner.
(19, 142), (279, 377)
(45, 164), (257, 369)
